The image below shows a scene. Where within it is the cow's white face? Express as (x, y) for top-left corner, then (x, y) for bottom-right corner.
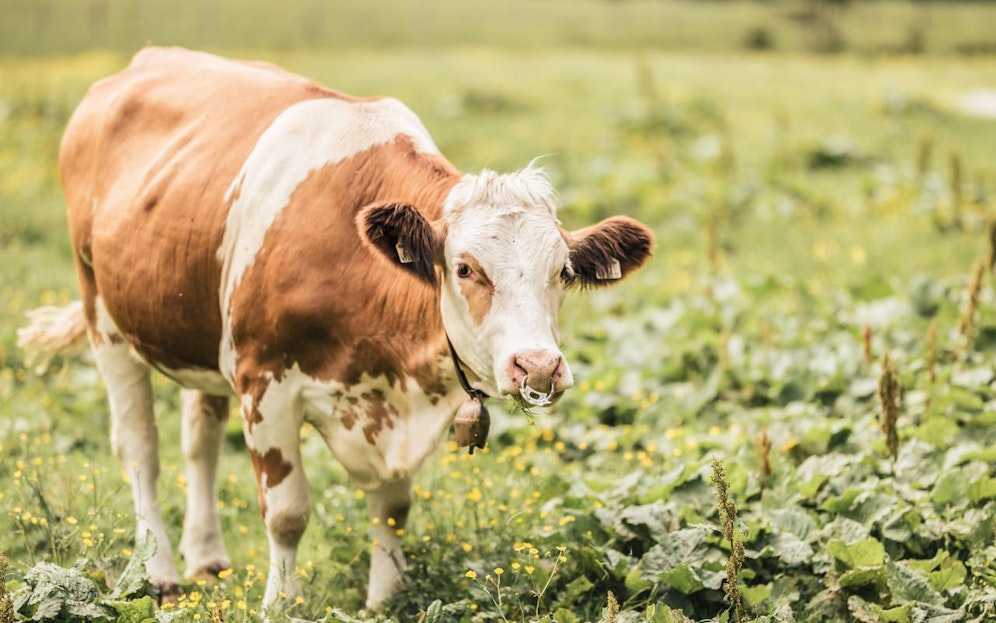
(439, 169), (573, 401)
(357, 165), (654, 407)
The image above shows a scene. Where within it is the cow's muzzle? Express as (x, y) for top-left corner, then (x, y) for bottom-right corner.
(507, 349), (573, 406)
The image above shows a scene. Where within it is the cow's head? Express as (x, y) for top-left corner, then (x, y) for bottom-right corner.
(358, 166), (653, 407)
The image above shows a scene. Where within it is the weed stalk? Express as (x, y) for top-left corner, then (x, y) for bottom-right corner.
(862, 324), (873, 367)
(987, 218), (996, 271)
(878, 353), (900, 464)
(711, 458), (745, 623)
(0, 553), (13, 623)
(757, 429), (773, 492)
(605, 590), (619, 623)
(926, 321), (937, 384)
(958, 258), (985, 354)
(950, 150), (963, 227)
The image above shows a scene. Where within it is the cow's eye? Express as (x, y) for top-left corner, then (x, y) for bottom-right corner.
(456, 263), (473, 279)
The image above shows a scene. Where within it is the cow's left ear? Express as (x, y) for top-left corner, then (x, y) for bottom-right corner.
(357, 202), (442, 286)
(564, 216), (655, 288)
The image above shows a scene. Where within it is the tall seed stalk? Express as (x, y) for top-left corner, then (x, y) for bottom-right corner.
(958, 258), (986, 354)
(949, 150), (963, 227)
(0, 553), (13, 623)
(926, 321), (937, 385)
(711, 459), (745, 623)
(987, 218), (996, 271)
(862, 325), (873, 367)
(878, 353), (900, 464)
(757, 429), (773, 493)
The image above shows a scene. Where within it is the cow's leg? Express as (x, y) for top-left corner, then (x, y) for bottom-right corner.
(179, 390), (232, 578)
(365, 477), (412, 609)
(90, 340), (180, 596)
(239, 383), (310, 613)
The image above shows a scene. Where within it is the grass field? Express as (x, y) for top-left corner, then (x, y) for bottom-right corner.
(2, 29), (996, 623)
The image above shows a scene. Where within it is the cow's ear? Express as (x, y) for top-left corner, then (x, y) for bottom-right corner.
(564, 216), (654, 289)
(357, 202), (442, 286)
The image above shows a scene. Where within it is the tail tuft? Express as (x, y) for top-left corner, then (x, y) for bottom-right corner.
(17, 301), (88, 373)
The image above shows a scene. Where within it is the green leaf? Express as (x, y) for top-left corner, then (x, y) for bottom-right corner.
(564, 575), (596, 603)
(968, 476), (996, 504)
(769, 532), (815, 566)
(659, 565), (704, 595)
(105, 596), (156, 623)
(424, 599), (443, 623)
(827, 538), (886, 569)
(848, 595), (910, 623)
(742, 582), (771, 607)
(15, 562), (113, 622)
(840, 567), (886, 589)
(625, 566), (653, 595)
(552, 608), (580, 623)
(886, 560), (944, 607)
(931, 469), (969, 508)
(109, 532), (156, 599)
(821, 488), (862, 513)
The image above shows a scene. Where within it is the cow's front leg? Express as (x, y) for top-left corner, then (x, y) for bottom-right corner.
(365, 477), (412, 609)
(240, 383), (310, 614)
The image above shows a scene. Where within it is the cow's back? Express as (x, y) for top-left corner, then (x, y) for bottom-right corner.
(61, 47), (347, 372)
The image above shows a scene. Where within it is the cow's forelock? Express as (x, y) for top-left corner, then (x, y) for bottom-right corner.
(439, 167), (573, 399)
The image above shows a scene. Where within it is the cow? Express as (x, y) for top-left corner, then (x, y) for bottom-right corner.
(18, 46), (654, 613)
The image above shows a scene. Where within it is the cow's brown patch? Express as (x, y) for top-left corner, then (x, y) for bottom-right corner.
(267, 509), (309, 547)
(229, 136), (460, 394)
(238, 375), (272, 431)
(360, 389), (399, 444)
(455, 254), (493, 326)
(60, 46), (348, 375)
(250, 447), (294, 491)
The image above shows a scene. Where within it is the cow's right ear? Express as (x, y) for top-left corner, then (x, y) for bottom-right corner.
(357, 202), (442, 287)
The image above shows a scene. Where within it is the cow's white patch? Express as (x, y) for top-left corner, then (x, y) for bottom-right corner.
(157, 366), (231, 396)
(94, 296), (123, 343)
(439, 167), (572, 396)
(236, 362), (463, 611)
(217, 97), (440, 381)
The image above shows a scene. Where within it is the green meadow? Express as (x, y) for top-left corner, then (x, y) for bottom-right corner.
(2, 2), (996, 622)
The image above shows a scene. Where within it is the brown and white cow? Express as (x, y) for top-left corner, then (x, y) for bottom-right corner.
(18, 47), (653, 612)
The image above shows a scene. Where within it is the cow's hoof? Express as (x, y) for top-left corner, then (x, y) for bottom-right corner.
(185, 560), (232, 580)
(157, 582), (182, 605)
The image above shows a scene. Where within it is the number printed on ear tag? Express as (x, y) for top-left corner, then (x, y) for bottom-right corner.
(595, 258), (622, 280)
(396, 242), (414, 264)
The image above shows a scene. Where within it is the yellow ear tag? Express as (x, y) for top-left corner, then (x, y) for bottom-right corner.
(396, 242), (414, 264)
(595, 258), (622, 280)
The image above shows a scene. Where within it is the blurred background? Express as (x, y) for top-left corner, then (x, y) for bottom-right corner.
(3, 0), (996, 56)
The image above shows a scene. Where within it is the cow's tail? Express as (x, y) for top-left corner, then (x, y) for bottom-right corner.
(17, 300), (89, 373)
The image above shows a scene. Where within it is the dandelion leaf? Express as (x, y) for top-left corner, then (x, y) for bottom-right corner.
(109, 532), (156, 599)
(886, 560), (945, 607)
(14, 562), (112, 621)
(827, 538), (886, 569)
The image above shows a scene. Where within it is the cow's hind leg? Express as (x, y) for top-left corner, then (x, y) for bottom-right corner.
(90, 339), (180, 597)
(179, 389), (232, 578)
(365, 478), (412, 609)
